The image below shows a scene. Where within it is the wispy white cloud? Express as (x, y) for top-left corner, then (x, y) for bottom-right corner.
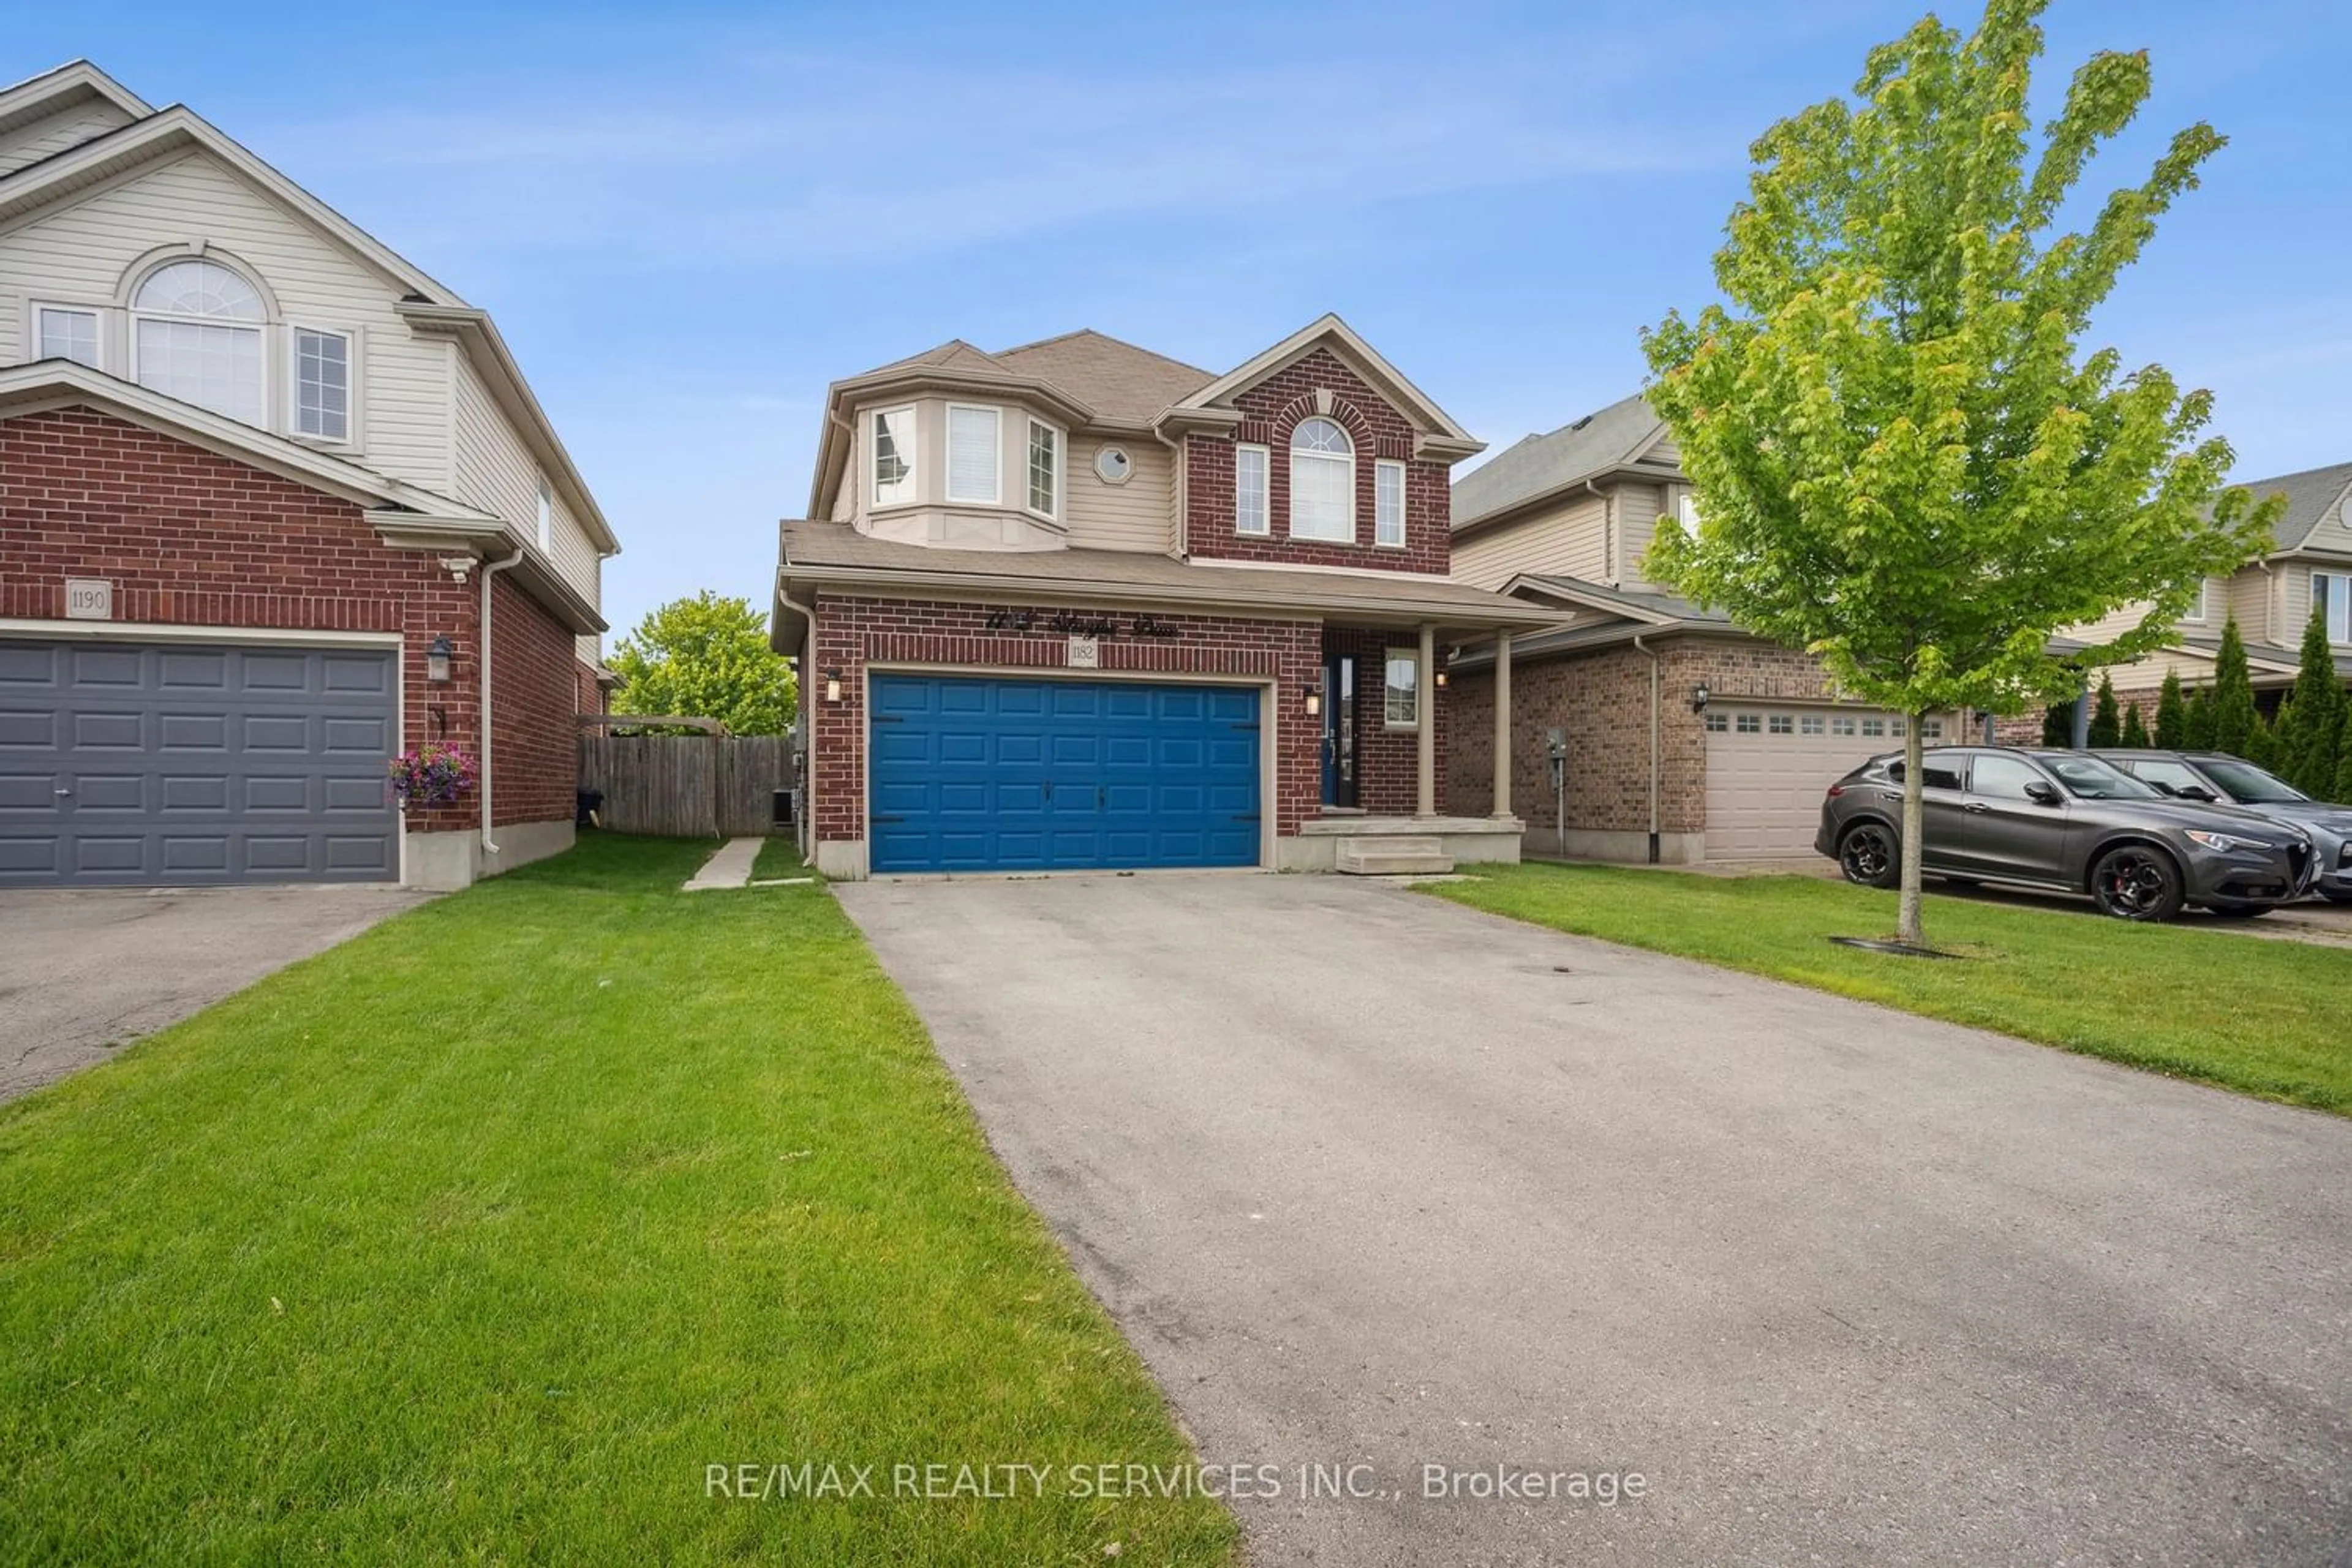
(277, 48), (1736, 268)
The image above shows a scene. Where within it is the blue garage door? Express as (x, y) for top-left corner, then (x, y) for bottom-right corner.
(869, 674), (1261, 873)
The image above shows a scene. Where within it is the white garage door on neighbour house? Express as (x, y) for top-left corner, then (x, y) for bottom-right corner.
(0, 638), (401, 887)
(1703, 706), (1953, 861)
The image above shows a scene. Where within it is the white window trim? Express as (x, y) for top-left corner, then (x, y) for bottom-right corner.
(29, 300), (106, 372)
(1289, 418), (1356, 543)
(1234, 442), (1270, 537)
(535, 479), (554, 552)
(944, 402), (1003, 507)
(1373, 458), (1406, 549)
(870, 404), (918, 512)
(1382, 646), (1420, 731)
(127, 256), (273, 430)
(285, 321), (360, 448)
(2180, 578), (2209, 623)
(2318, 571), (2352, 646)
(1023, 416), (1063, 523)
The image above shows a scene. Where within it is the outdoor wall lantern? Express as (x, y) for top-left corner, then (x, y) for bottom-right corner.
(426, 635), (454, 684)
(1690, 682), (1711, 713)
(823, 668), (843, 704)
(1434, 669), (1448, 690)
(1303, 683), (1321, 718)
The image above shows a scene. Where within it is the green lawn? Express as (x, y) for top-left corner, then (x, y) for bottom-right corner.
(1426, 862), (2352, 1114)
(748, 833), (807, 882)
(0, 836), (1235, 1566)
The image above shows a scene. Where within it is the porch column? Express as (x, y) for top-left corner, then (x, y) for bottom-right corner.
(1491, 630), (1513, 818)
(1417, 622), (1437, 818)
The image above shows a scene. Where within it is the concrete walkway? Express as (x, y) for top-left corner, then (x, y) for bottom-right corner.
(681, 836), (763, 891)
(839, 872), (2352, 1568)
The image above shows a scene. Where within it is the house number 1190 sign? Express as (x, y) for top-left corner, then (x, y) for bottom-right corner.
(64, 578), (114, 620)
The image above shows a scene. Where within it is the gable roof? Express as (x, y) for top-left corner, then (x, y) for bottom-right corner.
(1450, 394), (1673, 534)
(2236, 459), (2352, 556)
(0, 361), (602, 633)
(0, 65), (618, 559)
(0, 59), (151, 137)
(993, 330), (1214, 428)
(1161, 314), (1481, 457)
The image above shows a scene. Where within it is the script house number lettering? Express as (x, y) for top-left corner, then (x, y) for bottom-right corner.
(978, 607), (1185, 641)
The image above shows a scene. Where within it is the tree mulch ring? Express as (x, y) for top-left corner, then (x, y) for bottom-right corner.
(1828, 936), (1964, 959)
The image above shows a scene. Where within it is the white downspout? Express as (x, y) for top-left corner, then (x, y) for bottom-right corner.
(1632, 633), (1661, 863)
(478, 547), (526, 863)
(780, 581), (819, 864)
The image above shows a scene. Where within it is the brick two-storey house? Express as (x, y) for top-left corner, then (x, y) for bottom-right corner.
(0, 61), (619, 889)
(771, 315), (1561, 878)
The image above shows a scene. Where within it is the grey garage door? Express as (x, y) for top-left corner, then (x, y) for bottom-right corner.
(0, 639), (400, 886)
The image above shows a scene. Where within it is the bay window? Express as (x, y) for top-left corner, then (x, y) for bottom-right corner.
(871, 405), (916, 508)
(946, 404), (1000, 504)
(1289, 417), (1354, 541)
(1026, 418), (1060, 519)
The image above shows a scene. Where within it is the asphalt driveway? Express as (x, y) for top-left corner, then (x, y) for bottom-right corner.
(838, 872), (2352, 1567)
(0, 884), (431, 1104)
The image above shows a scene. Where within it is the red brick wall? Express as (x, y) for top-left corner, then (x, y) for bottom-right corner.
(809, 594), (1324, 848)
(486, 572), (578, 827)
(574, 660), (607, 717)
(0, 405), (574, 835)
(1321, 626), (1449, 815)
(1446, 636), (1844, 834)
(1184, 347), (1452, 575)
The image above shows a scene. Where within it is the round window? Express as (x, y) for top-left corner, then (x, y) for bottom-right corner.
(1093, 445), (1134, 484)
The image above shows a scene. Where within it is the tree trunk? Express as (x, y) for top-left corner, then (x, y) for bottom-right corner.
(1897, 715), (1928, 948)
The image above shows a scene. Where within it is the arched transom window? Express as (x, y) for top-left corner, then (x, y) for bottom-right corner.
(1288, 417), (1354, 541)
(132, 259), (266, 425)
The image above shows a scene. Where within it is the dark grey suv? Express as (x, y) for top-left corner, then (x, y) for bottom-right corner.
(1814, 747), (2316, 920)
(2090, 749), (2352, 906)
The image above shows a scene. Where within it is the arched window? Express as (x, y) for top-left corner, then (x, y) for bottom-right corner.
(132, 259), (266, 425)
(1289, 417), (1354, 541)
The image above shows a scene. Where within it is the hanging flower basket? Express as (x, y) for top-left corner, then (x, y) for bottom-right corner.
(389, 742), (478, 809)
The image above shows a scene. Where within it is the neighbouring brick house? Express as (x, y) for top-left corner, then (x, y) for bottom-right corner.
(1442, 396), (1960, 864)
(0, 61), (618, 889)
(772, 315), (1562, 878)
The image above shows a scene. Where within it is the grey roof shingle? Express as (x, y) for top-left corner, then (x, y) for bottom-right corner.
(2236, 459), (2352, 554)
(1450, 394), (1668, 530)
(992, 330), (1215, 428)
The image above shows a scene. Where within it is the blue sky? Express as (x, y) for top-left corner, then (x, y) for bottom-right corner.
(9, 1), (2347, 644)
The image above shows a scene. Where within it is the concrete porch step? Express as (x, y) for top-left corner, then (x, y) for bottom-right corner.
(1334, 836), (1454, 876)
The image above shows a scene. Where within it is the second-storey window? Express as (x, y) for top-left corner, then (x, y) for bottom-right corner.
(37, 306), (100, 368)
(1289, 417), (1354, 541)
(132, 258), (266, 425)
(536, 481), (554, 551)
(1027, 419), (1060, 519)
(2316, 571), (2351, 644)
(947, 404), (1001, 504)
(872, 405), (916, 507)
(294, 328), (350, 440)
(1235, 443), (1270, 535)
(1374, 459), (1406, 548)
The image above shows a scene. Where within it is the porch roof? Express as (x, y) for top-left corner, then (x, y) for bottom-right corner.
(772, 521), (1566, 650)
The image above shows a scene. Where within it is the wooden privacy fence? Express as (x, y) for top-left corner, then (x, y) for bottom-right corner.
(578, 734), (794, 837)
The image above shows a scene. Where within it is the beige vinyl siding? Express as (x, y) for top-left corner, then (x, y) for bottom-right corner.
(828, 424), (858, 522)
(2304, 489), (2352, 555)
(1613, 480), (1665, 587)
(452, 355), (598, 609)
(1062, 437), (1173, 552)
(0, 100), (136, 176)
(0, 150), (448, 484)
(2068, 598), (2160, 643)
(1642, 431), (1680, 469)
(1452, 491), (1609, 589)
(2225, 564), (2278, 646)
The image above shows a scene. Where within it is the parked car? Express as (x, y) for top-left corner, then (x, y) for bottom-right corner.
(2090, 748), (2352, 906)
(1815, 746), (2316, 921)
